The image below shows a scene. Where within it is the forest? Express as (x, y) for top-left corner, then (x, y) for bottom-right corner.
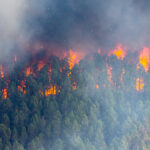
(0, 50), (150, 150)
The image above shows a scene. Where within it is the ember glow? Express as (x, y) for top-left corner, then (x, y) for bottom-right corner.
(25, 67), (32, 77)
(120, 68), (125, 83)
(17, 80), (27, 94)
(96, 84), (100, 89)
(3, 89), (7, 99)
(136, 78), (144, 92)
(45, 85), (57, 96)
(0, 65), (4, 78)
(109, 44), (126, 60)
(37, 61), (45, 71)
(72, 82), (77, 90)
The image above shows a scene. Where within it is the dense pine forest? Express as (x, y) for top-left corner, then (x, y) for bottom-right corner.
(0, 50), (150, 150)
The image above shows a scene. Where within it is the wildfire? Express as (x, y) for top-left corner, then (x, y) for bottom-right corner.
(37, 61), (45, 71)
(0, 45), (149, 100)
(112, 44), (126, 60)
(45, 85), (57, 96)
(68, 50), (85, 70)
(139, 47), (150, 72)
(3, 89), (7, 99)
(17, 80), (27, 94)
(136, 78), (144, 92)
(67, 50), (85, 77)
(25, 67), (32, 76)
(0, 65), (4, 78)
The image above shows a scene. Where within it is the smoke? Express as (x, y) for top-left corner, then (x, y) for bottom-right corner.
(23, 0), (150, 52)
(0, 0), (26, 58)
(1, 0), (150, 58)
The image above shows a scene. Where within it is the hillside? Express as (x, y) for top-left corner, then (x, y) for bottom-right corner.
(0, 49), (150, 150)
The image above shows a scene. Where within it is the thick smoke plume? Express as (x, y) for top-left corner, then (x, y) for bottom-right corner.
(1, 0), (150, 57)
(0, 0), (26, 59)
(24, 0), (150, 52)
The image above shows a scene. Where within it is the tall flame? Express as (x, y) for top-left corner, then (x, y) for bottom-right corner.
(67, 50), (85, 77)
(139, 47), (150, 72)
(68, 50), (85, 70)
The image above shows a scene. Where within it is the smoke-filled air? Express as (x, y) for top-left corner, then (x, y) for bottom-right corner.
(0, 0), (150, 150)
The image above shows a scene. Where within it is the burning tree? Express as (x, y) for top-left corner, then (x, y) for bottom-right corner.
(0, 47), (149, 150)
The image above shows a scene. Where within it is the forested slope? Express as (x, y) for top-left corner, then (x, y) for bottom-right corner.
(0, 53), (150, 150)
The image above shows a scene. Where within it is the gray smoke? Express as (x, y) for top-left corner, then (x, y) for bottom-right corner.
(1, 0), (150, 58)
(0, 0), (26, 58)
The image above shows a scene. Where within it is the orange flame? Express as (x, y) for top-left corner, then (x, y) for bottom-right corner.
(25, 67), (32, 76)
(37, 61), (45, 71)
(0, 65), (4, 78)
(136, 78), (144, 92)
(68, 50), (78, 70)
(45, 85), (57, 96)
(139, 47), (150, 72)
(3, 89), (7, 99)
(68, 50), (85, 70)
(67, 50), (85, 77)
(17, 80), (26, 94)
(112, 44), (126, 60)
